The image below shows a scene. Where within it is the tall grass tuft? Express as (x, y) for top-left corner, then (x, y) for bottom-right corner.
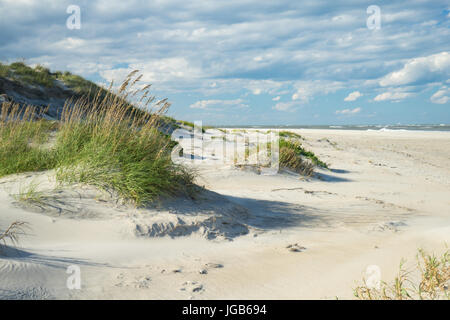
(279, 137), (328, 175)
(0, 71), (195, 206)
(354, 247), (449, 300)
(279, 145), (315, 176)
(3, 62), (54, 87)
(0, 103), (57, 176)
(0, 221), (29, 251)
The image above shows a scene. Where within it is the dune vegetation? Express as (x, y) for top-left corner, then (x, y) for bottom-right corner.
(0, 221), (29, 251)
(0, 61), (108, 97)
(0, 71), (195, 206)
(354, 247), (449, 300)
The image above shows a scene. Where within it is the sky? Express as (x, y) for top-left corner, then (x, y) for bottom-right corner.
(0, 0), (449, 126)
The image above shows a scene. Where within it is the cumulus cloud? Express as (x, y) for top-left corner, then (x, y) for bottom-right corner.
(430, 86), (450, 104)
(379, 52), (450, 87)
(374, 91), (413, 102)
(344, 91), (362, 101)
(335, 107), (361, 115)
(273, 101), (297, 112)
(190, 99), (247, 109)
(291, 81), (343, 103)
(0, 0), (449, 124)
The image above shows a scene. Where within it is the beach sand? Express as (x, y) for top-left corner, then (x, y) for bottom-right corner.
(0, 128), (449, 299)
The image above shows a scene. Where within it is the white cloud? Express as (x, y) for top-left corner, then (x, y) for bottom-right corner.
(335, 107), (361, 115)
(100, 57), (203, 85)
(1, 0), (449, 125)
(273, 101), (297, 112)
(344, 91), (362, 101)
(374, 91), (413, 101)
(190, 99), (247, 109)
(430, 86), (450, 104)
(244, 80), (284, 96)
(291, 80), (343, 103)
(379, 52), (450, 87)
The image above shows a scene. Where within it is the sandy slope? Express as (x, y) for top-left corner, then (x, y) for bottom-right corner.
(0, 129), (449, 299)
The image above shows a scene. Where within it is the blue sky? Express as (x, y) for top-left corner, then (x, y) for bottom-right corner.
(0, 0), (449, 125)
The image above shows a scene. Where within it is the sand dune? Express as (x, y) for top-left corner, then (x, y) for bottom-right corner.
(0, 128), (449, 299)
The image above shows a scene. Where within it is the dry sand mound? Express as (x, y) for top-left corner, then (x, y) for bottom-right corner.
(1, 172), (252, 241)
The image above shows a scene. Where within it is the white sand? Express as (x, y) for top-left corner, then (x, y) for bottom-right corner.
(0, 128), (449, 299)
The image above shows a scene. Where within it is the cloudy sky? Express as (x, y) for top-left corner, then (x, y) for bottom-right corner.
(0, 0), (449, 125)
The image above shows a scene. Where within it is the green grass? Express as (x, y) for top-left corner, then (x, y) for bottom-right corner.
(0, 63), (9, 77)
(0, 72), (195, 206)
(57, 72), (109, 99)
(279, 130), (303, 140)
(0, 62), (54, 87)
(279, 143), (315, 176)
(279, 138), (328, 169)
(0, 61), (109, 96)
(177, 120), (208, 133)
(0, 104), (58, 177)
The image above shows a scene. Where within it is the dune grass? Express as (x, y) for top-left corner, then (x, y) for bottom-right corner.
(279, 130), (303, 140)
(0, 61), (54, 87)
(0, 104), (58, 177)
(279, 138), (328, 169)
(279, 143), (315, 176)
(0, 71), (195, 206)
(354, 247), (449, 300)
(0, 61), (108, 99)
(0, 221), (29, 251)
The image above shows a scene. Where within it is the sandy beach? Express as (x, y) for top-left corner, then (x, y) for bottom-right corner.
(0, 128), (449, 300)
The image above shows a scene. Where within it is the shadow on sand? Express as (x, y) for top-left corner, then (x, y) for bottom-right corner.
(150, 188), (332, 233)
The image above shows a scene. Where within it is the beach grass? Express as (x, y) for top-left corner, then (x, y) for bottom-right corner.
(279, 144), (315, 176)
(0, 71), (196, 206)
(279, 130), (303, 140)
(354, 247), (449, 300)
(0, 61), (54, 87)
(0, 61), (110, 99)
(279, 138), (328, 169)
(0, 221), (29, 250)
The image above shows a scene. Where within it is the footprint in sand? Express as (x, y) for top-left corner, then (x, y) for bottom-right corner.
(114, 272), (151, 289)
(204, 262), (223, 269)
(180, 281), (204, 293)
(372, 221), (406, 233)
(286, 243), (306, 252)
(134, 276), (151, 289)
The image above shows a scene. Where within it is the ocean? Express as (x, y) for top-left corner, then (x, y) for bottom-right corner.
(220, 124), (450, 132)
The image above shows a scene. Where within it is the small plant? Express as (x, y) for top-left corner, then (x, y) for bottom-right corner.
(279, 145), (315, 176)
(279, 131), (303, 140)
(177, 120), (207, 133)
(279, 138), (328, 169)
(12, 181), (46, 205)
(0, 221), (30, 251)
(354, 247), (449, 300)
